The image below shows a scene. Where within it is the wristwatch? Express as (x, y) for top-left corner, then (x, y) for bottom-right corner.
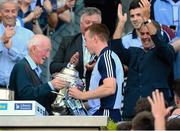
(144, 19), (152, 25)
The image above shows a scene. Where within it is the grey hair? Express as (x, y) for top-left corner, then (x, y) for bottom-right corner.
(80, 7), (102, 22)
(27, 37), (40, 51)
(0, 0), (18, 10)
(27, 34), (51, 50)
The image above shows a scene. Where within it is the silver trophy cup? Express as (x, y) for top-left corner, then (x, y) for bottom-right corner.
(51, 63), (88, 115)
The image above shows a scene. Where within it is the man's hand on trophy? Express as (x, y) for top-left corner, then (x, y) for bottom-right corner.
(70, 52), (79, 66)
(68, 87), (84, 100)
(51, 77), (68, 90)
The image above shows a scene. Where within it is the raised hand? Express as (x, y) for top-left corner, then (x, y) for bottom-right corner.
(33, 6), (43, 19)
(117, 3), (127, 24)
(147, 89), (173, 130)
(148, 90), (172, 118)
(2, 26), (15, 48)
(113, 3), (127, 39)
(139, 0), (151, 21)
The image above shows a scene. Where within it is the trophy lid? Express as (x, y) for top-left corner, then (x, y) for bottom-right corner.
(60, 63), (79, 78)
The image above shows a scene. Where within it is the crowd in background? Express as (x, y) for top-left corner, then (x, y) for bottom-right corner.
(0, 0), (180, 130)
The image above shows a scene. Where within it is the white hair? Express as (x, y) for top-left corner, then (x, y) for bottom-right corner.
(27, 34), (51, 51)
(0, 0), (18, 10)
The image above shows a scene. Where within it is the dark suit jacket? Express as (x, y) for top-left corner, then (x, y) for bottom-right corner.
(50, 33), (92, 89)
(110, 32), (175, 119)
(9, 58), (56, 114)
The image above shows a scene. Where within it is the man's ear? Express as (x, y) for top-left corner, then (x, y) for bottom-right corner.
(30, 45), (36, 53)
(93, 35), (98, 44)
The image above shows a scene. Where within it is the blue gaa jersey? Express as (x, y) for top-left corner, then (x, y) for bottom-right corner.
(88, 47), (124, 115)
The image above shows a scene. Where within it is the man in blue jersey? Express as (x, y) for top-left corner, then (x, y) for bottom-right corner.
(68, 23), (124, 122)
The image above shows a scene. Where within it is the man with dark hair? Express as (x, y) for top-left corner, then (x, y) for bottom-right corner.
(111, 0), (175, 120)
(68, 23), (124, 122)
(114, 0), (171, 49)
(167, 118), (180, 130)
(131, 111), (154, 130)
(84, 0), (120, 37)
(117, 121), (132, 130)
(168, 79), (180, 119)
(134, 97), (151, 115)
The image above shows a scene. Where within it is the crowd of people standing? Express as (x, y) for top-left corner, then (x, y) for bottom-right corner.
(0, 0), (180, 130)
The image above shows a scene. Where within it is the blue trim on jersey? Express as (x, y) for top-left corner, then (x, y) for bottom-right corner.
(98, 47), (123, 109)
(98, 48), (117, 109)
(88, 47), (124, 114)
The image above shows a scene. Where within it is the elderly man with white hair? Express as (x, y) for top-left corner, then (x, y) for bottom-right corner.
(9, 34), (67, 114)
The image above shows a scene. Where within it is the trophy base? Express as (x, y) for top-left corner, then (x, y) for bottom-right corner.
(51, 106), (72, 115)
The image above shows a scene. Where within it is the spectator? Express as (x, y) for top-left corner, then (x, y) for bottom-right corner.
(147, 90), (173, 130)
(151, 0), (180, 80)
(113, 0), (173, 77)
(84, 0), (120, 37)
(168, 79), (180, 119)
(9, 34), (67, 114)
(166, 118), (180, 129)
(50, 7), (102, 90)
(151, 0), (180, 37)
(56, 0), (76, 23)
(68, 23), (124, 123)
(134, 97), (151, 115)
(111, 1), (175, 120)
(131, 111), (154, 130)
(116, 121), (132, 130)
(18, 0), (43, 34)
(49, 0), (77, 33)
(30, 0), (59, 34)
(113, 0), (171, 49)
(113, 0), (143, 48)
(0, 0), (34, 87)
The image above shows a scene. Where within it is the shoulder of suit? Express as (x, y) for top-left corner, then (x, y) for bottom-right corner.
(13, 58), (26, 71)
(63, 33), (82, 40)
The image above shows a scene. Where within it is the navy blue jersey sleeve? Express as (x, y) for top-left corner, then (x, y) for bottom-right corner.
(98, 50), (116, 80)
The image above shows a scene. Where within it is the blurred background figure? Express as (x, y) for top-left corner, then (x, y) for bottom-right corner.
(18, 0), (43, 34)
(84, 0), (120, 37)
(150, 0), (180, 80)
